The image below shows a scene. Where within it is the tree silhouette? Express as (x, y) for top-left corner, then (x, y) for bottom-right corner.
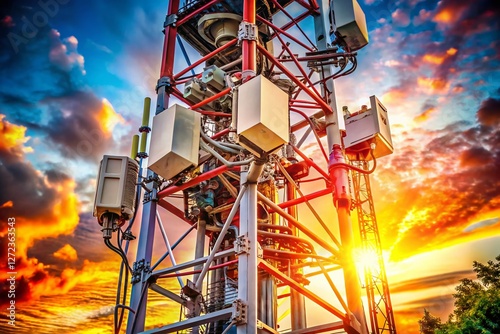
(419, 255), (500, 333)
(419, 308), (441, 333)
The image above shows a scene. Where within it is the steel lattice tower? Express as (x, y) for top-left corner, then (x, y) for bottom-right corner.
(351, 161), (397, 333)
(92, 0), (397, 333)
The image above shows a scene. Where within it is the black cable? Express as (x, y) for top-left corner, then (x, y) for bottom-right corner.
(104, 238), (132, 273)
(103, 233), (127, 334)
(114, 229), (130, 334)
(124, 182), (142, 233)
(117, 228), (131, 271)
(114, 262), (129, 334)
(314, 55), (358, 85)
(331, 149), (377, 174)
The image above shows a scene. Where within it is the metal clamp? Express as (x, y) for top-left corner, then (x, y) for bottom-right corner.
(100, 216), (117, 239)
(257, 320), (279, 333)
(232, 299), (247, 324)
(143, 191), (158, 203)
(122, 229), (136, 241)
(257, 243), (263, 258)
(131, 259), (150, 284)
(235, 235), (250, 255)
(238, 22), (258, 42)
(164, 14), (178, 28)
(156, 76), (172, 93)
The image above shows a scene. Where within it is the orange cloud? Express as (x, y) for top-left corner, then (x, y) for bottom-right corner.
(0, 114), (32, 155)
(53, 244), (78, 262)
(423, 54), (446, 65)
(382, 88), (407, 105)
(434, 9), (453, 23)
(372, 116), (500, 261)
(434, 5), (466, 25)
(414, 106), (437, 123)
(477, 98), (500, 126)
(95, 98), (125, 136)
(0, 116), (82, 306)
(11, 178), (80, 257)
(446, 48), (458, 56)
(417, 76), (450, 93)
(452, 85), (465, 94)
(0, 201), (13, 209)
(459, 147), (493, 168)
(7, 258), (119, 305)
(422, 48), (458, 65)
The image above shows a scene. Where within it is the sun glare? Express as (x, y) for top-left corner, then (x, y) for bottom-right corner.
(354, 248), (381, 286)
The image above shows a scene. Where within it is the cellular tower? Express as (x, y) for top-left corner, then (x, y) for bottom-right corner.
(93, 0), (397, 333)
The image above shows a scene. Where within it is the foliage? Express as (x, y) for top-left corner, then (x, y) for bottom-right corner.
(419, 255), (500, 334)
(419, 308), (442, 334)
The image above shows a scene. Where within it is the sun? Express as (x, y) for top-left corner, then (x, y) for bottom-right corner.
(354, 247), (381, 284)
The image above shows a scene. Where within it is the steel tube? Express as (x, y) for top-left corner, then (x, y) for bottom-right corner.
(190, 87), (231, 110)
(193, 218), (206, 283)
(256, 44), (331, 113)
(140, 307), (234, 334)
(195, 185), (248, 289)
(270, 10), (312, 40)
(308, 0), (319, 10)
(152, 248), (236, 277)
(127, 172), (157, 334)
(257, 15), (313, 51)
(242, 0), (257, 77)
(160, 0), (180, 78)
(291, 110), (324, 133)
(194, 110), (232, 117)
(290, 108), (328, 162)
(156, 212), (184, 287)
(257, 192), (339, 256)
(266, 187), (331, 212)
(292, 146), (330, 180)
(269, 0), (316, 54)
(273, 31), (322, 99)
(150, 221), (197, 271)
(175, 39), (238, 80)
(287, 185), (307, 330)
(158, 259), (238, 278)
(149, 283), (187, 306)
(294, 0), (317, 10)
(237, 170), (258, 334)
(258, 260), (345, 320)
(158, 200), (195, 226)
(158, 165), (230, 198)
(211, 127), (230, 140)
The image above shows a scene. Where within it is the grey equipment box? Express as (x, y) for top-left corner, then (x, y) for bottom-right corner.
(237, 75), (289, 157)
(93, 155), (139, 224)
(344, 96), (393, 160)
(333, 0), (369, 51)
(148, 104), (201, 180)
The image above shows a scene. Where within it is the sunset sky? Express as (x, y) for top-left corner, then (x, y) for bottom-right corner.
(1, 0), (499, 333)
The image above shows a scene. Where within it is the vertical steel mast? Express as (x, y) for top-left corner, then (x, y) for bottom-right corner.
(91, 0), (398, 333)
(351, 160), (396, 333)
